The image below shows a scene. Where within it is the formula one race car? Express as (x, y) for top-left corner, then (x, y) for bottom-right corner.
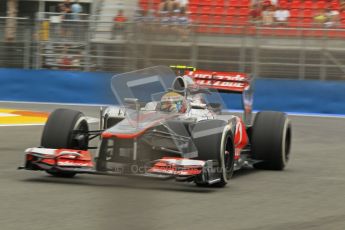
(19, 65), (292, 187)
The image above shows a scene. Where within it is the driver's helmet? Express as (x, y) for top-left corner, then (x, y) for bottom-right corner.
(160, 92), (186, 113)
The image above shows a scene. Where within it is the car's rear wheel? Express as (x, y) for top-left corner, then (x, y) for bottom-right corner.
(251, 111), (292, 170)
(192, 120), (235, 187)
(41, 108), (89, 178)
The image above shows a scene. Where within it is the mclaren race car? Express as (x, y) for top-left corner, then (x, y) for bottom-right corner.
(19, 65), (292, 187)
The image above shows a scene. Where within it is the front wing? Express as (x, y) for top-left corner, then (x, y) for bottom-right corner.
(20, 148), (222, 184)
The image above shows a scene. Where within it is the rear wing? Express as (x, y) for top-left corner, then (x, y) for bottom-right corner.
(169, 65), (254, 125)
(185, 69), (253, 126)
(185, 70), (251, 94)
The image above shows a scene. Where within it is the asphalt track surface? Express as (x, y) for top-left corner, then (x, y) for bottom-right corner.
(1, 102), (345, 230)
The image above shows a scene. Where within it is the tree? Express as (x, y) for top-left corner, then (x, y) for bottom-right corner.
(5, 0), (18, 42)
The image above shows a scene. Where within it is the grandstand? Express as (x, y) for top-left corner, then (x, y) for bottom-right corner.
(0, 0), (345, 80)
(138, 0), (345, 37)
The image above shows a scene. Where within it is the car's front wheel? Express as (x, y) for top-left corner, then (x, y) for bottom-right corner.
(41, 108), (89, 178)
(192, 120), (235, 187)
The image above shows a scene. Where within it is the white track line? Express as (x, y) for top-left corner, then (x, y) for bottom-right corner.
(0, 113), (19, 117)
(286, 112), (345, 119)
(224, 109), (345, 119)
(0, 103), (99, 127)
(0, 100), (111, 107)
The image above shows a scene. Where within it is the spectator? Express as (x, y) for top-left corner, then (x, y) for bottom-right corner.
(61, 0), (72, 18)
(250, 3), (262, 23)
(159, 11), (172, 33)
(58, 45), (71, 70)
(57, 3), (68, 19)
(61, 56), (72, 70)
(111, 9), (128, 39)
(57, 3), (72, 37)
(159, 0), (169, 14)
(176, 7), (190, 41)
(50, 3), (64, 38)
(341, 2), (345, 12)
(314, 9), (327, 27)
(171, 9), (179, 22)
(56, 0), (71, 14)
(72, 55), (81, 70)
(274, 6), (290, 26)
(71, 0), (83, 20)
(170, 9), (180, 34)
(269, 0), (278, 6)
(70, 0), (83, 40)
(135, 9), (156, 33)
(340, 6), (345, 25)
(63, 0), (72, 9)
(262, 5), (275, 26)
(325, 8), (340, 27)
(262, 0), (272, 11)
(176, 0), (189, 8)
(167, 0), (179, 12)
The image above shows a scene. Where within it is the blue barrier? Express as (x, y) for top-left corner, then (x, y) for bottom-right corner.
(1, 68), (345, 115)
(0, 68), (115, 104)
(254, 79), (345, 114)
(224, 79), (345, 115)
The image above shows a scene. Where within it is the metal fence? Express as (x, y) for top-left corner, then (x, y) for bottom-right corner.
(87, 20), (345, 80)
(1, 14), (345, 81)
(0, 17), (32, 69)
(34, 12), (91, 71)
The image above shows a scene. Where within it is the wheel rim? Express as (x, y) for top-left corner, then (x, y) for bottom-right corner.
(223, 135), (234, 180)
(283, 122), (292, 164)
(70, 117), (88, 149)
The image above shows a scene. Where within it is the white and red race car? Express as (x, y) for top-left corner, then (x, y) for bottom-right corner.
(20, 66), (292, 187)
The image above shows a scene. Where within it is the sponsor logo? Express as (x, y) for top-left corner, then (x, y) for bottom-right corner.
(57, 160), (91, 167)
(195, 80), (245, 88)
(190, 73), (247, 82)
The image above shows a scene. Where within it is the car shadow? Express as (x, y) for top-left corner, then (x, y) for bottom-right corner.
(20, 174), (218, 194)
(20, 167), (261, 193)
(232, 167), (257, 179)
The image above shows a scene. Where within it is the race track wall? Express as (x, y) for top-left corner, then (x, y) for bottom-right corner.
(1, 68), (345, 115)
(0, 68), (115, 105)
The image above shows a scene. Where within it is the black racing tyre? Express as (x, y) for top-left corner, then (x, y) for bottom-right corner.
(192, 120), (235, 187)
(251, 111), (292, 170)
(41, 109), (89, 178)
(41, 108), (89, 150)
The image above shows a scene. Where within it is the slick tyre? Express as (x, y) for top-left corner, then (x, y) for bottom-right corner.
(192, 120), (235, 187)
(41, 109), (89, 178)
(251, 111), (292, 170)
(41, 108), (89, 149)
